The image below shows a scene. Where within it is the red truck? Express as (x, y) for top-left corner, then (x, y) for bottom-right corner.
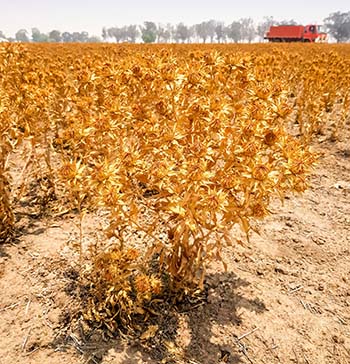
(264, 24), (327, 42)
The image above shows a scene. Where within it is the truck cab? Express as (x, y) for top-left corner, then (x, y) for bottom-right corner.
(303, 25), (327, 42)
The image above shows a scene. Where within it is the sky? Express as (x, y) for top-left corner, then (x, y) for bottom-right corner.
(0, 0), (349, 38)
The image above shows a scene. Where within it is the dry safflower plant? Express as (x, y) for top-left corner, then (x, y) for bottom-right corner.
(57, 50), (318, 329)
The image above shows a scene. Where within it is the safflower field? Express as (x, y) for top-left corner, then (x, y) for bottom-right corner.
(0, 43), (350, 363)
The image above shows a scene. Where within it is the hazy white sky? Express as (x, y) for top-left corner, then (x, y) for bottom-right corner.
(0, 0), (349, 38)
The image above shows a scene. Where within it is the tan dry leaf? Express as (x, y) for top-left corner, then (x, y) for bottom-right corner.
(140, 324), (159, 340)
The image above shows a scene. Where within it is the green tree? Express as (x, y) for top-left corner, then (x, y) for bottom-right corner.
(278, 19), (298, 25)
(227, 21), (242, 43)
(195, 21), (211, 43)
(15, 29), (29, 42)
(107, 27), (123, 42)
(175, 23), (190, 43)
(62, 32), (73, 42)
(125, 25), (139, 43)
(214, 22), (226, 43)
(240, 18), (256, 43)
(87, 36), (101, 43)
(49, 30), (62, 42)
(102, 27), (108, 41)
(257, 16), (277, 40)
(324, 11), (350, 42)
(71, 31), (89, 42)
(141, 21), (157, 43)
(31, 28), (49, 42)
(157, 24), (172, 43)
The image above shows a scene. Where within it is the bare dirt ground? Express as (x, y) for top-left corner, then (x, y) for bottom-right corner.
(1, 122), (350, 364)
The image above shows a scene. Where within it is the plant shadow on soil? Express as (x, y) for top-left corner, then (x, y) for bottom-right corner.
(55, 270), (266, 364)
(0, 242), (11, 259)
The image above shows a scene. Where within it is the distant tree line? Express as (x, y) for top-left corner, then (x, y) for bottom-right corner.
(0, 28), (101, 43)
(0, 11), (349, 43)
